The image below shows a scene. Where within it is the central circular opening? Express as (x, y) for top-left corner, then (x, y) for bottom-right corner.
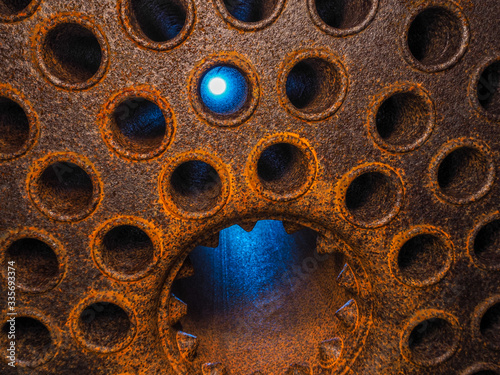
(314, 0), (374, 30)
(169, 160), (223, 213)
(0, 97), (30, 156)
(480, 302), (500, 347)
(5, 237), (60, 292)
(42, 22), (103, 84)
(285, 58), (340, 114)
(35, 161), (95, 218)
(130, 0), (187, 42)
(437, 146), (491, 202)
(408, 317), (456, 363)
(473, 219), (500, 268)
(223, 0), (279, 23)
(199, 66), (248, 115)
(407, 6), (464, 68)
(477, 61), (500, 117)
(171, 220), (349, 374)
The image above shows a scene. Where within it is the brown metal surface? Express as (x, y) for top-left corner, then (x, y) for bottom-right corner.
(0, 0), (499, 374)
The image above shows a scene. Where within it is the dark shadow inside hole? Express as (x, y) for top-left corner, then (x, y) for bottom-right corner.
(397, 234), (447, 281)
(0, 97), (30, 154)
(223, 0), (278, 23)
(286, 61), (318, 109)
(170, 160), (222, 212)
(0, 0), (32, 14)
(79, 302), (130, 347)
(407, 7), (462, 67)
(6, 238), (59, 290)
(437, 147), (489, 200)
(315, 0), (373, 29)
(472, 371), (499, 375)
(477, 61), (500, 116)
(113, 98), (166, 151)
(375, 92), (429, 146)
(102, 225), (154, 275)
(44, 23), (102, 83)
(474, 220), (500, 266)
(480, 303), (500, 344)
(131, 0), (187, 42)
(408, 318), (455, 361)
(171, 220), (346, 375)
(345, 172), (396, 223)
(38, 161), (94, 215)
(2, 317), (52, 362)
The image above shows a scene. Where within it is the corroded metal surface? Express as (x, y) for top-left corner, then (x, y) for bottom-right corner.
(0, 0), (499, 374)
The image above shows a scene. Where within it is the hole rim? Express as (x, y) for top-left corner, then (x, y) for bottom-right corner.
(33, 14), (110, 90)
(0, 228), (66, 293)
(0, 0), (41, 22)
(159, 151), (231, 219)
(306, 0), (379, 37)
(189, 52), (260, 127)
(429, 138), (495, 205)
(213, 0), (287, 31)
(337, 163), (404, 229)
(0, 308), (60, 367)
(99, 86), (176, 161)
(118, 0), (195, 51)
(468, 212), (500, 271)
(70, 293), (137, 354)
(278, 49), (348, 121)
(389, 225), (454, 287)
(91, 216), (163, 281)
(28, 152), (103, 222)
(401, 2), (470, 73)
(470, 56), (500, 122)
(247, 133), (317, 201)
(0, 84), (39, 161)
(367, 83), (435, 153)
(472, 295), (500, 351)
(460, 363), (500, 375)
(400, 309), (461, 366)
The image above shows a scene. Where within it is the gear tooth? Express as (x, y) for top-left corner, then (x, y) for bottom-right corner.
(282, 221), (306, 234)
(337, 263), (358, 293)
(176, 331), (198, 361)
(177, 257), (195, 279)
(202, 362), (227, 375)
(238, 221), (257, 232)
(285, 363), (312, 375)
(335, 299), (358, 330)
(318, 338), (342, 367)
(167, 294), (188, 325)
(203, 233), (220, 248)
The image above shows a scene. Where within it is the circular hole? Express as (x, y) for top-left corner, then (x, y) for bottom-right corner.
(0, 97), (30, 156)
(5, 238), (60, 291)
(199, 65), (249, 115)
(78, 302), (131, 349)
(170, 160), (223, 213)
(35, 161), (94, 218)
(407, 6), (464, 68)
(257, 143), (308, 195)
(375, 91), (432, 150)
(474, 219), (500, 268)
(285, 58), (341, 114)
(345, 171), (399, 225)
(42, 22), (103, 84)
(480, 302), (500, 347)
(100, 225), (155, 277)
(397, 233), (450, 284)
(130, 0), (187, 42)
(477, 61), (500, 117)
(1, 317), (53, 365)
(0, 0), (32, 17)
(437, 146), (491, 202)
(112, 97), (167, 153)
(314, 0), (375, 30)
(408, 317), (456, 363)
(223, 0), (278, 23)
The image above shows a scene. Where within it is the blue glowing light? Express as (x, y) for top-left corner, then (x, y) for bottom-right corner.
(199, 65), (248, 115)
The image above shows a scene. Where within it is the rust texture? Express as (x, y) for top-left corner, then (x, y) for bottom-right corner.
(0, 0), (499, 374)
